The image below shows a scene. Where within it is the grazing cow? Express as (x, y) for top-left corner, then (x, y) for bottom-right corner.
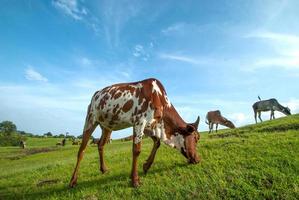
(69, 78), (201, 188)
(252, 98), (291, 123)
(56, 138), (66, 146)
(90, 138), (100, 145)
(72, 140), (81, 145)
(90, 138), (111, 145)
(205, 110), (235, 133)
(121, 135), (133, 142)
(20, 140), (26, 149)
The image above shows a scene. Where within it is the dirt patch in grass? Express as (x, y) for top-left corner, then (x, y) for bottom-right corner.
(37, 179), (60, 187)
(6, 147), (58, 160)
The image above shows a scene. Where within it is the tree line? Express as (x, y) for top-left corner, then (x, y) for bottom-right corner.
(0, 120), (77, 146)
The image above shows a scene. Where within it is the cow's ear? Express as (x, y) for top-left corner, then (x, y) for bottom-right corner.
(186, 124), (195, 133)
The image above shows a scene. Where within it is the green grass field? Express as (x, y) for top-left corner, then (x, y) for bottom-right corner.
(1, 115), (299, 200)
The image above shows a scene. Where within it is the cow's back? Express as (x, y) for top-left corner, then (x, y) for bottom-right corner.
(88, 78), (170, 131)
(253, 98), (278, 111)
(206, 110), (221, 123)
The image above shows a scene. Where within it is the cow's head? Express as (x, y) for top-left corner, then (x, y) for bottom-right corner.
(174, 116), (201, 164)
(282, 107), (291, 115)
(224, 120), (235, 129)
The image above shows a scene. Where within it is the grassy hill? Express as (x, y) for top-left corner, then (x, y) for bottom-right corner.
(0, 115), (298, 199)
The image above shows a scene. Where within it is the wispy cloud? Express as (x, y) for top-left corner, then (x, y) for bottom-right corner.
(159, 53), (213, 65)
(251, 57), (299, 70)
(161, 22), (187, 35)
(244, 30), (299, 71)
(52, 0), (88, 21)
(245, 31), (299, 45)
(25, 66), (48, 82)
(52, 0), (102, 36)
(101, 0), (144, 47)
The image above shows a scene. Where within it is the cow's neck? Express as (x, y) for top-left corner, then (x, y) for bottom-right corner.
(157, 105), (187, 148)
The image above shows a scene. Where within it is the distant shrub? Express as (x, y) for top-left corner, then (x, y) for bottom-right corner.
(0, 132), (26, 146)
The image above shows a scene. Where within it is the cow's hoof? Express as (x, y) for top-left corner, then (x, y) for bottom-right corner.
(69, 179), (77, 188)
(132, 180), (141, 188)
(100, 167), (109, 174)
(132, 177), (141, 188)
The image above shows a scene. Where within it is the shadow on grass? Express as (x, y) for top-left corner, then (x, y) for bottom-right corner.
(1, 161), (190, 200)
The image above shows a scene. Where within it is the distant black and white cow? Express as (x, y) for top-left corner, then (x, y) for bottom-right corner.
(252, 98), (291, 123)
(69, 78), (201, 188)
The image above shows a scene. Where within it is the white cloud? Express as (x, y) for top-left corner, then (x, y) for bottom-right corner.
(132, 44), (152, 61)
(25, 66), (48, 82)
(229, 112), (248, 126)
(133, 45), (144, 57)
(52, 0), (87, 20)
(285, 98), (299, 114)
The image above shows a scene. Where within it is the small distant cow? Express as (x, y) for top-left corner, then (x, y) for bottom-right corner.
(90, 138), (111, 145)
(56, 138), (66, 146)
(90, 138), (100, 145)
(206, 110), (235, 133)
(252, 98), (291, 123)
(20, 140), (26, 149)
(72, 139), (81, 145)
(121, 135), (133, 142)
(69, 78), (201, 188)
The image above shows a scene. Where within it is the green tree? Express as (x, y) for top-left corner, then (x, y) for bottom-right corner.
(44, 132), (53, 137)
(0, 121), (17, 134)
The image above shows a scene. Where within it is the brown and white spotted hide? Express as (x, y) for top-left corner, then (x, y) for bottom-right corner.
(89, 78), (172, 144)
(88, 78), (200, 161)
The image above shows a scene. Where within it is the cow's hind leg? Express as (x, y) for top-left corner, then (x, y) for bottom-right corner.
(210, 123), (214, 133)
(208, 122), (212, 133)
(254, 110), (257, 123)
(98, 127), (112, 174)
(143, 136), (160, 174)
(258, 111), (263, 122)
(270, 110), (275, 120)
(69, 121), (97, 187)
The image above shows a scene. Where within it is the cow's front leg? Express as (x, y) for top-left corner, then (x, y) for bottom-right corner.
(131, 122), (146, 187)
(131, 135), (142, 187)
(143, 136), (160, 174)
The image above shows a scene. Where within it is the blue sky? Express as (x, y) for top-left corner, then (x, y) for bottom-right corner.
(1, 0), (299, 138)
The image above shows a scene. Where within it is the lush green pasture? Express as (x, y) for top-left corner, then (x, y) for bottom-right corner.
(0, 115), (299, 199)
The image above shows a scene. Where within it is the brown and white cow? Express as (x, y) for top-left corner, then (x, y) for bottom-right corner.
(69, 78), (201, 188)
(206, 110), (235, 133)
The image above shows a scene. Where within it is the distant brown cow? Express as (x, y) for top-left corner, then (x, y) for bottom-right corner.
(206, 110), (235, 133)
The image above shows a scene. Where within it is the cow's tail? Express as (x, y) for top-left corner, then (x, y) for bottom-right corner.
(205, 114), (209, 125)
(82, 103), (97, 135)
